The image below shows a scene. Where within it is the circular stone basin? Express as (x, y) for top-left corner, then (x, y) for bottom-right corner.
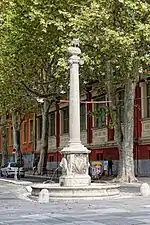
(31, 183), (120, 200)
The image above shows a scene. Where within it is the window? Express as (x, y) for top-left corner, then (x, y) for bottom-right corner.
(62, 107), (69, 133)
(4, 163), (9, 168)
(37, 116), (42, 139)
(10, 162), (18, 167)
(23, 121), (27, 143)
(147, 81), (150, 117)
(118, 90), (125, 123)
(96, 153), (103, 160)
(49, 112), (55, 136)
(29, 120), (34, 142)
(49, 155), (54, 162)
(94, 95), (106, 129)
(80, 103), (86, 131)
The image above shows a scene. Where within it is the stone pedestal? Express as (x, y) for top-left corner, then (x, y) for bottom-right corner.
(59, 144), (91, 187)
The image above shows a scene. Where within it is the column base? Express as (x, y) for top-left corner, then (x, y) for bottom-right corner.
(59, 143), (91, 187)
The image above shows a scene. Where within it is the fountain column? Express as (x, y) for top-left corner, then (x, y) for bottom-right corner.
(59, 39), (91, 187)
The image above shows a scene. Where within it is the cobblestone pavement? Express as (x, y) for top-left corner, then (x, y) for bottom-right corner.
(1, 181), (150, 225)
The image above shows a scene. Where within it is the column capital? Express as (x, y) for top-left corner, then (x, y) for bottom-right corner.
(68, 39), (81, 64)
(68, 46), (81, 56)
(68, 55), (80, 64)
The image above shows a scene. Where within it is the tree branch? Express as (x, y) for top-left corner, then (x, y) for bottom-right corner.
(21, 81), (57, 98)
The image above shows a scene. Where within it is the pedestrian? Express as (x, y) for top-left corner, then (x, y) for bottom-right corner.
(33, 158), (39, 175)
(108, 158), (113, 176)
(103, 159), (108, 176)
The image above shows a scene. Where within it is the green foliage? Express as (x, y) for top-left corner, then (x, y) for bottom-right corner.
(0, 0), (81, 115)
(0, 70), (37, 115)
(0, 0), (86, 102)
(90, 105), (116, 128)
(71, 0), (150, 87)
(0, 0), (149, 117)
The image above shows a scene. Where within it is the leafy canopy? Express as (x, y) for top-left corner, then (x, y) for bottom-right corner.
(71, 0), (150, 88)
(0, 0), (86, 101)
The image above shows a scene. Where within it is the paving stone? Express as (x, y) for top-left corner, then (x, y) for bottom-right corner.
(1, 181), (150, 224)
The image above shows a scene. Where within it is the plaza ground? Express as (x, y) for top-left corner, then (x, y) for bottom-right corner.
(1, 179), (150, 224)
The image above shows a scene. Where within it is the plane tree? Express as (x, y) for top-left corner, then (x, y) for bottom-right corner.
(71, 0), (150, 182)
(0, 0), (86, 174)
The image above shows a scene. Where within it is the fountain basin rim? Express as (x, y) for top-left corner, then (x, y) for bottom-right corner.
(31, 183), (120, 189)
(31, 183), (120, 199)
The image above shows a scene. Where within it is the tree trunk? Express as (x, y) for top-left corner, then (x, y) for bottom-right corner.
(37, 100), (49, 175)
(1, 114), (8, 166)
(105, 61), (137, 183)
(12, 112), (21, 163)
(116, 80), (137, 183)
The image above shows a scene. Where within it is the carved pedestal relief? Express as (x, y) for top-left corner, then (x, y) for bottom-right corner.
(60, 153), (89, 176)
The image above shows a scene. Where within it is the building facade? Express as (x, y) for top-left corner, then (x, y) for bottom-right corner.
(0, 114), (35, 169)
(1, 80), (150, 175)
(36, 80), (150, 176)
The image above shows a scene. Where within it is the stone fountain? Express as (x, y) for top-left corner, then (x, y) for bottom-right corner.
(31, 39), (120, 200)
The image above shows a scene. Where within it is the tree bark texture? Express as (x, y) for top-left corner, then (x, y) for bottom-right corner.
(116, 80), (137, 183)
(1, 114), (8, 166)
(105, 61), (137, 183)
(37, 100), (49, 175)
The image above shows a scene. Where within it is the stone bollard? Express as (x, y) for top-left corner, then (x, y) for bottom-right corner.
(140, 183), (150, 196)
(38, 189), (49, 203)
(14, 169), (18, 180)
(26, 186), (32, 193)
